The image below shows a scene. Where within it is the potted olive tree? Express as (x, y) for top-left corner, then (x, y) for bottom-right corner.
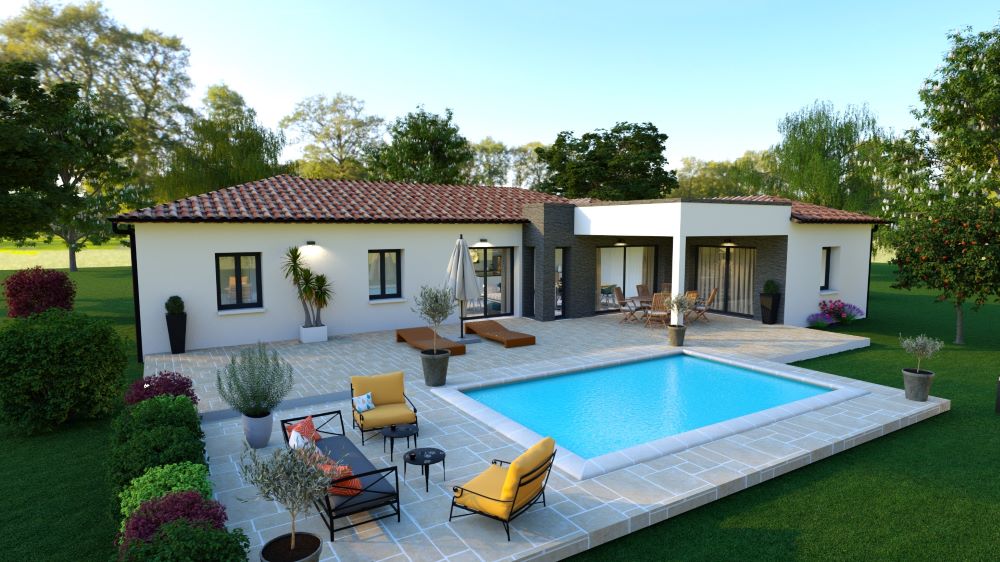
(900, 334), (944, 402)
(217, 343), (294, 448)
(165, 295), (186, 354)
(413, 285), (456, 387)
(667, 293), (695, 347)
(241, 444), (327, 562)
(759, 279), (782, 325)
(282, 247), (333, 344)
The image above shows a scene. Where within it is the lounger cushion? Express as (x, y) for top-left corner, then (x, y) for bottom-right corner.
(353, 403), (416, 429)
(502, 437), (555, 508)
(454, 464), (511, 519)
(351, 371), (405, 405)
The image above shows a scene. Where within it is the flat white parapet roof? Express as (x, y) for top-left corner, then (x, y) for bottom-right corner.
(574, 200), (793, 237)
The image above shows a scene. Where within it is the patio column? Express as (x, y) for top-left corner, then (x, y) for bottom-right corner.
(670, 235), (686, 295)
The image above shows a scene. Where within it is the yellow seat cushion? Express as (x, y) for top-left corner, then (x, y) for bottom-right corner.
(353, 402), (416, 430)
(351, 371), (405, 406)
(502, 437), (555, 511)
(454, 464), (511, 519)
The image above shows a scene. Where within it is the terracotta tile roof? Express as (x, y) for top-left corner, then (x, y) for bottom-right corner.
(711, 195), (888, 224)
(113, 175), (568, 224)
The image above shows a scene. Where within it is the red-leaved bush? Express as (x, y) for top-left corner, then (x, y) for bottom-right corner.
(124, 371), (199, 406)
(120, 491), (227, 547)
(2, 266), (76, 318)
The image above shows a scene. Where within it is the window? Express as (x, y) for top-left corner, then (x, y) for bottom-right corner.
(820, 246), (832, 290)
(216, 253), (262, 310)
(368, 250), (401, 299)
(462, 247), (514, 317)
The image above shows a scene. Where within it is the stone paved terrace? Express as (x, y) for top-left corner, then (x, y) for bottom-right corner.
(146, 315), (949, 561)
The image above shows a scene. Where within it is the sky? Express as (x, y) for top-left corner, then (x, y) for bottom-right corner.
(2, 0), (998, 166)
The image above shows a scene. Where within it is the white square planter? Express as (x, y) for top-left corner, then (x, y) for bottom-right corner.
(299, 325), (328, 344)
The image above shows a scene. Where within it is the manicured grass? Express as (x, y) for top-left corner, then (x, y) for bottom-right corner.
(0, 239), (130, 269)
(577, 264), (1000, 561)
(0, 267), (140, 561)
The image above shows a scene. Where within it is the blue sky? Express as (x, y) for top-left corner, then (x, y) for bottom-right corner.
(3, 1), (998, 165)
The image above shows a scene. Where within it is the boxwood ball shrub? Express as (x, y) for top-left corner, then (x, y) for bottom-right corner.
(121, 491), (227, 547)
(118, 462), (212, 525)
(118, 519), (249, 562)
(0, 309), (126, 432)
(125, 371), (198, 406)
(2, 266), (76, 317)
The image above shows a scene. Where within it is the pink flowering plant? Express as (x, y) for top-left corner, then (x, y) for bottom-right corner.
(818, 299), (863, 325)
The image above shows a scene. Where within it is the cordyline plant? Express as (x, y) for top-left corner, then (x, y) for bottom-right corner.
(239, 443), (330, 551)
(668, 293), (695, 327)
(900, 334), (944, 374)
(412, 285), (456, 353)
(282, 247), (333, 328)
(216, 343), (293, 417)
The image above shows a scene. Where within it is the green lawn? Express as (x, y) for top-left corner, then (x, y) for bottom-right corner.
(0, 239), (130, 270)
(0, 267), (140, 561)
(579, 264), (1000, 561)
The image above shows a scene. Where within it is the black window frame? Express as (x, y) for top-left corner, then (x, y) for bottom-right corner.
(215, 252), (263, 310)
(368, 249), (402, 300)
(820, 246), (832, 291)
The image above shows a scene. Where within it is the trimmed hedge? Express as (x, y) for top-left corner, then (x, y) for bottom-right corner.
(121, 491), (227, 548)
(118, 462), (213, 526)
(0, 309), (126, 432)
(113, 395), (202, 438)
(2, 266), (76, 317)
(125, 371), (198, 406)
(118, 520), (249, 562)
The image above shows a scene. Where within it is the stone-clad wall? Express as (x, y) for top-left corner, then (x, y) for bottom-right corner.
(684, 236), (788, 322)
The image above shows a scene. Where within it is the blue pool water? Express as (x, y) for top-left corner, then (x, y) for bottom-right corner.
(464, 355), (830, 459)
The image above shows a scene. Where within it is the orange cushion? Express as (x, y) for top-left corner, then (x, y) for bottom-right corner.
(319, 462), (362, 496)
(285, 415), (320, 442)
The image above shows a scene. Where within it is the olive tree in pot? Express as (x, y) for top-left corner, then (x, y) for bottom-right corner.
(283, 247), (333, 344)
(217, 343), (294, 448)
(900, 334), (944, 402)
(759, 279), (782, 325)
(241, 444), (328, 562)
(165, 295), (187, 354)
(413, 285), (456, 387)
(667, 293), (695, 346)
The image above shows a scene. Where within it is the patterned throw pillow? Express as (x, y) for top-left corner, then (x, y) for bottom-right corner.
(285, 415), (320, 447)
(318, 461), (362, 496)
(353, 392), (375, 413)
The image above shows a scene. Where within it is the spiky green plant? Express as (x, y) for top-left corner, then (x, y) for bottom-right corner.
(216, 343), (293, 417)
(282, 247), (333, 328)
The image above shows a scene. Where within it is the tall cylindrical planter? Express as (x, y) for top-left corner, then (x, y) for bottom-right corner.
(759, 293), (782, 325)
(420, 349), (450, 387)
(668, 325), (686, 347)
(243, 412), (274, 449)
(902, 369), (934, 402)
(166, 312), (187, 354)
(260, 532), (321, 562)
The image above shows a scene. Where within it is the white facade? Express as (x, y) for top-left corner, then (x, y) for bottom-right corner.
(135, 222), (522, 354)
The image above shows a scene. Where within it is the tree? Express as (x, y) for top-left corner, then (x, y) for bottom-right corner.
(674, 151), (781, 199)
(0, 61), (77, 239)
(511, 141), (549, 189)
(155, 84), (286, 201)
(1, 1), (193, 187)
(366, 107), (473, 184)
(279, 93), (382, 180)
(468, 137), (511, 186)
(534, 122), (678, 200)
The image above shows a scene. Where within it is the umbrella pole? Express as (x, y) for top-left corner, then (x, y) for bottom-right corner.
(459, 300), (465, 338)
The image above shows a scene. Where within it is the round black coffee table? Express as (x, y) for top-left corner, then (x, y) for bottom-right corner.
(403, 447), (446, 492)
(381, 424), (418, 461)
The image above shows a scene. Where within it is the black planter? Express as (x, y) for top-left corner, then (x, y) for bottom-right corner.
(759, 293), (782, 325)
(166, 312), (187, 354)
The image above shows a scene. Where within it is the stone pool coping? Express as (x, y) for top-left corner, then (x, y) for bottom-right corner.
(433, 348), (869, 480)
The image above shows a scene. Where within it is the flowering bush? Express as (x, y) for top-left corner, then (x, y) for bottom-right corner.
(125, 371), (198, 405)
(818, 299), (863, 325)
(121, 491), (227, 548)
(807, 312), (836, 328)
(2, 266), (76, 317)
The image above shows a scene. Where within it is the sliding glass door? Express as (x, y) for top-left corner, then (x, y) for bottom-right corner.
(462, 247), (513, 318)
(595, 246), (655, 311)
(696, 246), (756, 316)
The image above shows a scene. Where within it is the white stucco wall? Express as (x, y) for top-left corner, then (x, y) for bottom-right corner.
(133, 222), (522, 354)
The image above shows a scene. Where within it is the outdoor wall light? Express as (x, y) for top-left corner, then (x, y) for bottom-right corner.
(479, 238), (488, 243)
(721, 239), (736, 247)
(306, 241), (316, 245)
(614, 239), (627, 247)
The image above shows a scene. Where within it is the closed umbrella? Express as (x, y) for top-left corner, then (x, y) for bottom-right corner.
(445, 234), (482, 340)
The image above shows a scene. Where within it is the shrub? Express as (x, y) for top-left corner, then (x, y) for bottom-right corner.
(900, 334), (944, 374)
(118, 520), (249, 562)
(113, 395), (202, 438)
(807, 312), (836, 328)
(118, 462), (212, 525)
(124, 371), (199, 406)
(108, 424), (206, 493)
(412, 285), (456, 353)
(0, 309), (126, 432)
(762, 279), (781, 294)
(818, 299), (863, 324)
(216, 342), (293, 417)
(164, 295), (185, 314)
(2, 266), (76, 317)
(121, 491), (227, 548)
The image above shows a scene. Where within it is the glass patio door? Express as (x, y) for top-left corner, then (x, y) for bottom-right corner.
(696, 246), (756, 316)
(462, 247), (513, 318)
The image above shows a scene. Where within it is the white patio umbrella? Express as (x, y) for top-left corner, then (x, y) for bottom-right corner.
(445, 234), (482, 340)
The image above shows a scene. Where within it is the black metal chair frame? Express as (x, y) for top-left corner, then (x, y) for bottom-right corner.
(448, 450), (556, 541)
(349, 382), (419, 445)
(280, 410), (400, 541)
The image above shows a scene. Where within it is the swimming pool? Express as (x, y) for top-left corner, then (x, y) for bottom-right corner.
(464, 354), (830, 459)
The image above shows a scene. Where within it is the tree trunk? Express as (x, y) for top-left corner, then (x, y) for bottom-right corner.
(68, 244), (78, 272)
(300, 300), (311, 328)
(954, 301), (965, 345)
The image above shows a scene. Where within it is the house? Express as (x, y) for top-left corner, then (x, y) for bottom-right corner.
(111, 175), (886, 358)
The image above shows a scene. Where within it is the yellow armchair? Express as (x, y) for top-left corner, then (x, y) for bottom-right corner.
(350, 371), (418, 444)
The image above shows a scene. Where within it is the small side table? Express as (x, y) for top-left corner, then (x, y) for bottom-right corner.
(381, 424), (418, 462)
(403, 447), (446, 492)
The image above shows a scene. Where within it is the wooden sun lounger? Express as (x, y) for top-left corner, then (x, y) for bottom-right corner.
(465, 320), (536, 348)
(395, 327), (466, 356)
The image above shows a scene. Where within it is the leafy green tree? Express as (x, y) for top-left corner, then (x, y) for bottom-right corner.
(366, 107), (473, 184)
(469, 137), (511, 186)
(155, 85), (286, 201)
(1, 0), (193, 187)
(280, 93), (382, 180)
(511, 141), (549, 189)
(674, 151), (781, 199)
(534, 122), (678, 200)
(0, 61), (77, 239)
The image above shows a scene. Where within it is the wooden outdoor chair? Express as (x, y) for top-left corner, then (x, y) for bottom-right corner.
(689, 287), (718, 322)
(636, 284), (653, 303)
(660, 282), (672, 294)
(613, 286), (639, 323)
(644, 292), (670, 328)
